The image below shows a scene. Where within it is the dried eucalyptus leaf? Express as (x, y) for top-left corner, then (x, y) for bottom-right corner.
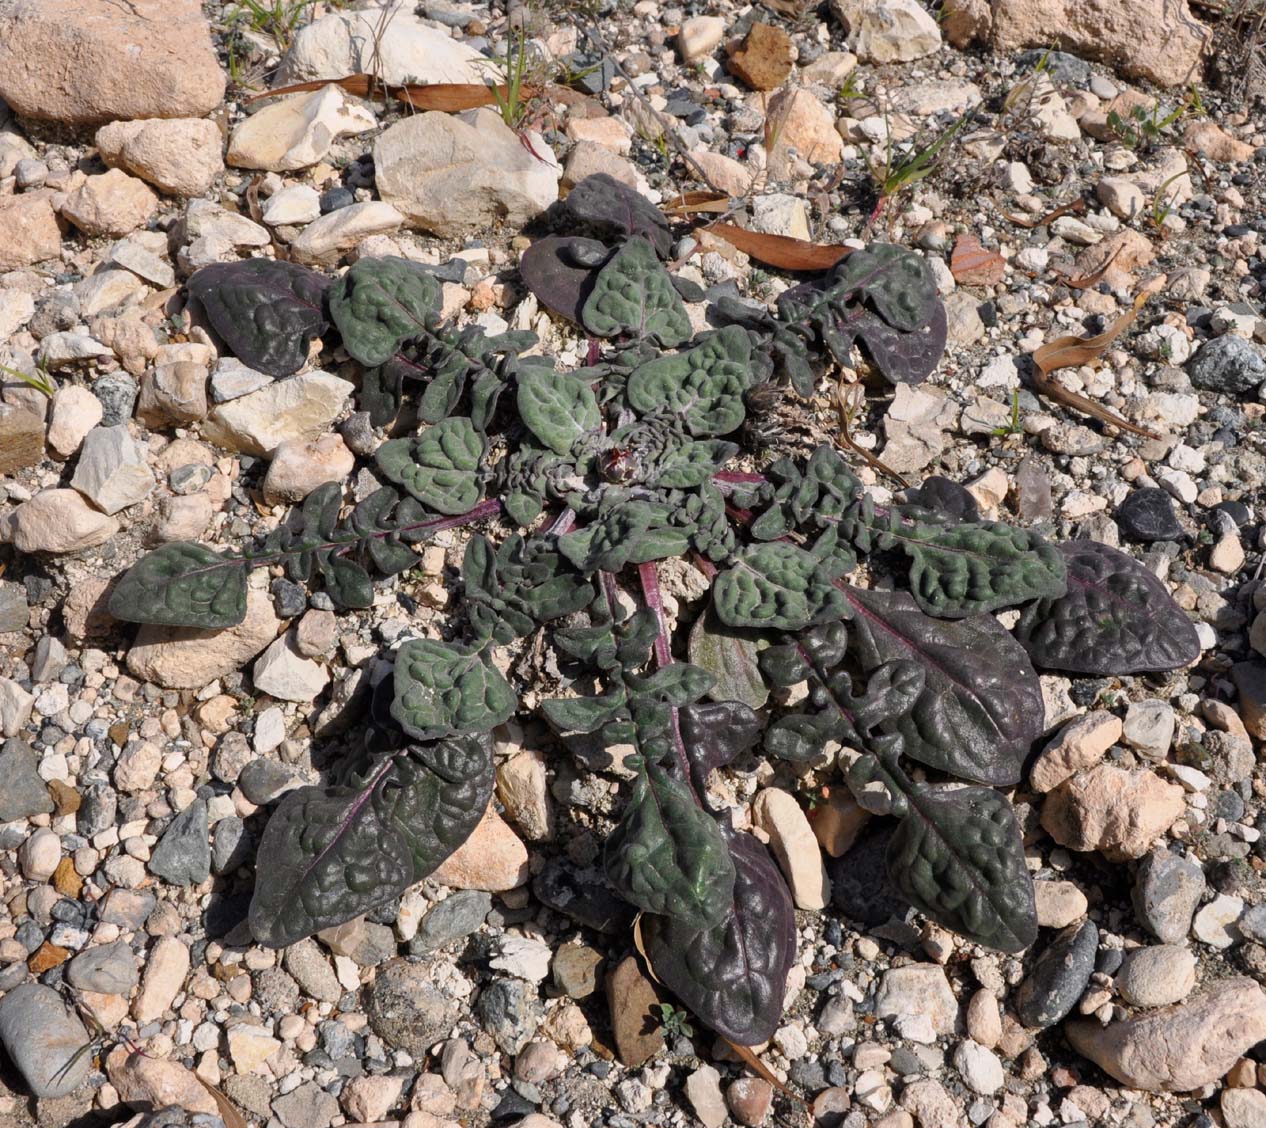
(187, 259), (330, 377)
(1013, 540), (1201, 674)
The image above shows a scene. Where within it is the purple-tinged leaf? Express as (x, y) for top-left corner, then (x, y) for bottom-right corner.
(188, 259), (330, 377)
(675, 700), (762, 796)
(566, 173), (673, 259)
(1013, 540), (1201, 674)
(638, 825), (796, 1046)
(519, 235), (609, 323)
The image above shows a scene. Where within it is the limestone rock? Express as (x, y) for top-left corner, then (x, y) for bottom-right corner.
(0, 404), (43, 475)
(832, 0), (942, 62)
(252, 634), (329, 703)
(1041, 765), (1185, 861)
(106, 1045), (218, 1114)
(766, 87), (843, 174)
(0, 0), (225, 125)
(1065, 978), (1266, 1091)
(1029, 710), (1121, 792)
(61, 170), (159, 238)
(431, 803), (529, 891)
(678, 16), (726, 62)
(227, 85), (375, 172)
(751, 787), (830, 910)
(96, 118), (224, 197)
(70, 424), (156, 514)
(126, 588), (280, 689)
(262, 434), (355, 504)
(202, 371), (355, 457)
(289, 201), (405, 265)
(375, 109), (561, 239)
(3, 489), (119, 553)
(496, 748), (554, 841)
(0, 193), (62, 271)
(279, 5), (487, 87)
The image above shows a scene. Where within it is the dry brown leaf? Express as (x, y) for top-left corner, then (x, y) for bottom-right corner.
(706, 222), (852, 271)
(195, 1075), (249, 1128)
(662, 190), (732, 215)
(248, 75), (540, 113)
(1030, 284), (1162, 439)
(1061, 244), (1123, 290)
(1001, 197), (1086, 229)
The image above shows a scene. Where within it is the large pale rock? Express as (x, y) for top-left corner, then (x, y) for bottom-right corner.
(751, 787), (830, 910)
(227, 85), (375, 172)
(766, 87), (843, 173)
(262, 434), (355, 504)
(431, 803), (529, 891)
(1029, 710), (1121, 792)
(252, 634), (329, 703)
(832, 0), (942, 62)
(70, 424), (156, 515)
(2, 489), (119, 553)
(1041, 765), (1185, 862)
(988, 0), (1210, 89)
(106, 1045), (218, 1114)
(201, 371), (355, 457)
(279, 6), (488, 87)
(0, 0), (225, 124)
(96, 118), (224, 198)
(61, 170), (159, 238)
(0, 193), (62, 270)
(876, 965), (958, 1035)
(374, 109), (561, 239)
(1066, 978), (1266, 1091)
(126, 588), (280, 689)
(132, 936), (189, 1022)
(289, 201), (405, 265)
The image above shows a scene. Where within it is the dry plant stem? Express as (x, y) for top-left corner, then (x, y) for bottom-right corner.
(1002, 197), (1087, 229)
(835, 379), (910, 488)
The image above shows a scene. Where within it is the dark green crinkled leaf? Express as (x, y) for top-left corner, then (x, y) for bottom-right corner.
(391, 638), (517, 741)
(565, 173), (673, 259)
(626, 326), (754, 436)
(638, 825), (795, 1045)
(247, 759), (414, 948)
(688, 608), (768, 709)
(844, 586), (1043, 786)
(517, 368), (601, 456)
(387, 735), (494, 879)
(712, 543), (850, 630)
(830, 242), (939, 332)
(624, 663), (716, 708)
(1013, 540), (1201, 674)
(463, 533), (593, 644)
(842, 497), (1067, 618)
(187, 259), (330, 377)
(604, 757), (736, 929)
(328, 256), (442, 366)
(540, 690), (629, 733)
(108, 542), (249, 629)
(375, 418), (486, 515)
(675, 700), (763, 797)
(581, 236), (691, 346)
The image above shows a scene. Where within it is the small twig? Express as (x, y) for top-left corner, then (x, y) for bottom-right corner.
(834, 379), (909, 488)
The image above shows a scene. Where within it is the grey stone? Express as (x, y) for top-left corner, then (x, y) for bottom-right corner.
(273, 1080), (339, 1128)
(237, 759), (298, 805)
(409, 890), (491, 954)
(92, 373), (138, 426)
(1133, 849), (1204, 943)
(316, 917), (396, 967)
(252, 966), (301, 1012)
(66, 940), (138, 994)
(70, 424), (155, 514)
(211, 816), (249, 875)
(477, 976), (544, 1055)
(1187, 334), (1266, 393)
(0, 738), (53, 821)
(0, 581), (28, 632)
(1014, 919), (1098, 1029)
(77, 780), (117, 836)
(1240, 904), (1266, 943)
(31, 636), (68, 682)
(98, 888), (155, 930)
(366, 957), (461, 1055)
(0, 983), (92, 1097)
(210, 357), (273, 403)
(552, 944), (604, 999)
(148, 799), (210, 885)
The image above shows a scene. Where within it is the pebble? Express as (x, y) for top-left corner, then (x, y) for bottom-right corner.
(1014, 919), (1098, 1029)
(19, 827), (60, 879)
(1223, 1088), (1266, 1128)
(1133, 849), (1205, 942)
(410, 890), (492, 954)
(66, 940), (138, 995)
(751, 787), (830, 910)
(1187, 334), (1266, 393)
(227, 85), (375, 173)
(1033, 880), (1088, 928)
(1066, 977), (1266, 1091)
(477, 976), (544, 1055)
(490, 934), (553, 983)
(2, 488), (120, 554)
(148, 799), (211, 886)
(431, 804), (529, 891)
(0, 984), (92, 1097)
(96, 117), (224, 197)
(727, 1077), (774, 1126)
(133, 937), (190, 1023)
(253, 634), (329, 703)
(1116, 944), (1196, 1007)
(366, 957), (460, 1056)
(875, 965), (958, 1035)
(1041, 765), (1185, 861)
(954, 1040), (1004, 1094)
(1121, 700), (1175, 760)
(0, 738), (53, 820)
(1029, 711), (1121, 792)
(283, 937), (342, 1004)
(607, 955), (664, 1067)
(108, 1046), (219, 1115)
(679, 16), (726, 61)
(1193, 893), (1244, 949)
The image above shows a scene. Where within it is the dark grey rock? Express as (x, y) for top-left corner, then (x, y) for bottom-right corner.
(211, 816), (249, 874)
(1013, 919), (1098, 1029)
(269, 578), (307, 620)
(1239, 904), (1266, 943)
(366, 958), (461, 1056)
(1017, 48), (1092, 85)
(93, 373), (138, 426)
(31, 636), (68, 682)
(318, 187), (355, 214)
(0, 983), (92, 1097)
(1188, 334), (1266, 393)
(532, 859), (634, 934)
(168, 463), (213, 495)
(1132, 849), (1204, 943)
(148, 799), (210, 885)
(477, 976), (544, 1055)
(552, 944), (604, 999)
(0, 581), (28, 632)
(66, 940), (137, 994)
(1116, 488), (1182, 543)
(237, 759), (297, 805)
(272, 1080), (339, 1128)
(408, 890), (491, 955)
(77, 780), (117, 836)
(0, 738), (52, 821)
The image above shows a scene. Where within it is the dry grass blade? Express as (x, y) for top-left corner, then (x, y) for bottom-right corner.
(662, 190), (732, 215)
(835, 380), (909, 488)
(195, 1075), (250, 1128)
(1030, 285), (1161, 439)
(706, 223), (852, 271)
(1001, 197), (1087, 229)
(1061, 244), (1123, 290)
(248, 74), (539, 113)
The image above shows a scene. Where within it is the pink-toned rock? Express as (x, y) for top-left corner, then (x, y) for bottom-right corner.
(126, 588), (280, 689)
(2, 489), (119, 554)
(766, 88), (843, 173)
(106, 1045), (218, 1115)
(262, 434), (355, 504)
(1066, 978), (1266, 1091)
(1040, 765), (1185, 862)
(96, 118), (225, 197)
(1184, 120), (1256, 163)
(0, 0), (226, 125)
(61, 170), (159, 238)
(0, 194), (62, 271)
(1029, 710), (1121, 792)
(62, 576), (115, 640)
(565, 115), (633, 155)
(809, 791), (870, 858)
(688, 149), (758, 196)
(431, 803), (529, 891)
(46, 386), (104, 460)
(988, 0), (1209, 89)
(132, 937), (190, 1022)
